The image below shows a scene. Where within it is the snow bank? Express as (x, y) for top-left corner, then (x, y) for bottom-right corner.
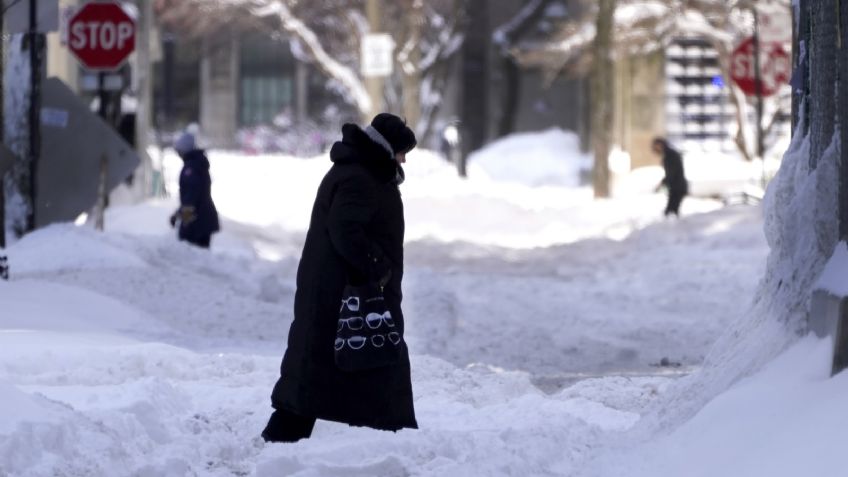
(155, 145), (721, 250)
(589, 336), (844, 477)
(467, 128), (591, 187)
(0, 279), (158, 334)
(583, 116), (842, 474)
(0, 381), (60, 434)
(814, 242), (848, 297)
(0, 170), (767, 475)
(6, 224), (147, 275)
(643, 121), (837, 430)
(0, 321), (650, 476)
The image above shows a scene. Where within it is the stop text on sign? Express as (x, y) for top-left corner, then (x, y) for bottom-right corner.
(69, 21), (134, 52)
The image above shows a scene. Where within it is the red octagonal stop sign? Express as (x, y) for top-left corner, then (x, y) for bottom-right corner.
(68, 2), (136, 71)
(730, 37), (791, 97)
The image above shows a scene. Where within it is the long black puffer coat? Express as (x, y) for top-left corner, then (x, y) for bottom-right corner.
(270, 123), (417, 431)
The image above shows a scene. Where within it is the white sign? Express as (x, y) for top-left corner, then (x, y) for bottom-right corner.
(361, 33), (395, 78)
(757, 4), (792, 44)
(41, 108), (69, 129)
(81, 74), (124, 92)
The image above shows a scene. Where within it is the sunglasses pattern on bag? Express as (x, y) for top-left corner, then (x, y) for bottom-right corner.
(340, 297), (360, 312)
(337, 312), (395, 332)
(335, 332), (402, 351)
(336, 285), (403, 370)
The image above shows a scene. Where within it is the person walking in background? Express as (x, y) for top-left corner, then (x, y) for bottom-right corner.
(652, 137), (689, 217)
(262, 113), (418, 443)
(169, 131), (220, 248)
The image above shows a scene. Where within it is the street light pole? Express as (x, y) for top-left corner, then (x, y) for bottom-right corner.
(26, 0), (44, 232)
(1, 0), (6, 251)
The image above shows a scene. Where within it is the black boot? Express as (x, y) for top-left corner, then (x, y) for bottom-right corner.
(261, 409), (316, 443)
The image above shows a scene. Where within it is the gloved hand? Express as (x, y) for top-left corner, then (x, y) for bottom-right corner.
(178, 206), (197, 225)
(169, 212), (178, 228)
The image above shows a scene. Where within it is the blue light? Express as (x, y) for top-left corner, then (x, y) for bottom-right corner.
(712, 75), (725, 88)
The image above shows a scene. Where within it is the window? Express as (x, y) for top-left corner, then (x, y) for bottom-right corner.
(239, 35), (296, 127)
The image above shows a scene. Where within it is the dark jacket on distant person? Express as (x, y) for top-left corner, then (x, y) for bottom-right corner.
(661, 146), (689, 195)
(270, 123), (417, 431)
(177, 149), (220, 243)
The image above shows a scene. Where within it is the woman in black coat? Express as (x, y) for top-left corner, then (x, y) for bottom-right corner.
(263, 113), (418, 442)
(169, 132), (220, 248)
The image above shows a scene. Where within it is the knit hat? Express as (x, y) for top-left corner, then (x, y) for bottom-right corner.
(173, 131), (197, 156)
(369, 113), (417, 155)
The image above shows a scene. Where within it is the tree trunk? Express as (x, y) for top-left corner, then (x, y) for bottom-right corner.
(591, 0), (616, 198)
(134, 0), (154, 200)
(402, 1), (422, 129)
(496, 56), (521, 138)
(460, 0), (490, 173)
(493, 0), (552, 139)
(4, 35), (32, 238)
(364, 0), (384, 122)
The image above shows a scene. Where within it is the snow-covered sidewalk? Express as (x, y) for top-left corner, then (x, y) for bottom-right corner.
(0, 142), (772, 475)
(0, 203), (765, 476)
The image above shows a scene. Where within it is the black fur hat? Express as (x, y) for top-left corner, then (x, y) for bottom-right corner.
(370, 113), (417, 155)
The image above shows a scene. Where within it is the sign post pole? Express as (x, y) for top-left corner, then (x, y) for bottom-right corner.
(0, 149), (14, 280)
(752, 8), (767, 186)
(27, 0), (45, 232)
(66, 1), (136, 231)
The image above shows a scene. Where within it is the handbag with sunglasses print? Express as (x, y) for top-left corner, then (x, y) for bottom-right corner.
(335, 283), (403, 371)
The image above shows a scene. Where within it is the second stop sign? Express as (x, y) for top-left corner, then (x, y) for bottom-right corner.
(68, 2), (136, 71)
(730, 37), (791, 97)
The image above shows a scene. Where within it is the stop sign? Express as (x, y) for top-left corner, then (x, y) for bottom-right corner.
(68, 2), (136, 71)
(730, 37), (791, 97)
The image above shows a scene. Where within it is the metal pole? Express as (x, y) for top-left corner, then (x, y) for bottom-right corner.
(0, 0), (6, 250)
(26, 0), (42, 232)
(135, 0), (152, 197)
(96, 72), (108, 230)
(752, 8), (767, 186)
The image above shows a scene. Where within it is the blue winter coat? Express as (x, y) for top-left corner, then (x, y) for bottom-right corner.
(178, 149), (220, 241)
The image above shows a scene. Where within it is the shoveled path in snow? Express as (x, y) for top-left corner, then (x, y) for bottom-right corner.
(0, 203), (766, 476)
(403, 205), (766, 389)
(16, 204), (767, 389)
(16, 204), (766, 388)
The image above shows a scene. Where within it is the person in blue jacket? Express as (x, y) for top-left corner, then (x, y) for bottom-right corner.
(169, 131), (220, 248)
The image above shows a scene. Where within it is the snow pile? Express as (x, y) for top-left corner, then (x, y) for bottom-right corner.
(0, 381), (61, 434)
(588, 336), (844, 477)
(580, 119), (842, 475)
(156, 145), (722, 250)
(0, 181), (767, 475)
(466, 128), (591, 187)
(6, 224), (147, 275)
(0, 265), (653, 476)
(633, 121), (838, 434)
(814, 242), (848, 297)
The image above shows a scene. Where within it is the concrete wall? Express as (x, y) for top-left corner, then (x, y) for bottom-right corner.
(615, 51), (666, 170)
(199, 34), (239, 148)
(46, 0), (80, 93)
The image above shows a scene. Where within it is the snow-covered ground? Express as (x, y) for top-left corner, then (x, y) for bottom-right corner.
(0, 132), (784, 476)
